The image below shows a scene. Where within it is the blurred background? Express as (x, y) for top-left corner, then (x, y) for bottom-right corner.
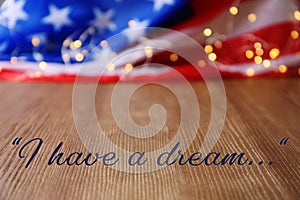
(0, 0), (299, 82)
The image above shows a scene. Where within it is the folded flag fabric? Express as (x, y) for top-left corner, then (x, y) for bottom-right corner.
(0, 0), (299, 82)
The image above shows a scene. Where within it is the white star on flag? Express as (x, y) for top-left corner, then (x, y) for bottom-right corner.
(42, 4), (73, 32)
(0, 0), (28, 29)
(90, 8), (117, 32)
(150, 0), (174, 11)
(123, 19), (150, 42)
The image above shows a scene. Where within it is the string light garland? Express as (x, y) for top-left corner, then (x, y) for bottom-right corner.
(2, 2), (299, 80)
(46, 4), (300, 79)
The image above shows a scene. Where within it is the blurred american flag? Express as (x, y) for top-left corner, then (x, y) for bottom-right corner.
(0, 0), (299, 82)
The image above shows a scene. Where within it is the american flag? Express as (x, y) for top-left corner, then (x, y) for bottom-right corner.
(0, 0), (299, 82)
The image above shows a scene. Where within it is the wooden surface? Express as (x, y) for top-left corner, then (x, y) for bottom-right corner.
(0, 78), (299, 200)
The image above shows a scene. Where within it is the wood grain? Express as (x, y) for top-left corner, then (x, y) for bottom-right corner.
(0, 78), (299, 200)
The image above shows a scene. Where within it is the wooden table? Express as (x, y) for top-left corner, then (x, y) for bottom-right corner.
(0, 78), (299, 200)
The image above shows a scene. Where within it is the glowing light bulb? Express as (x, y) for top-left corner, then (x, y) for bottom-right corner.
(263, 60), (271, 68)
(31, 37), (40, 47)
(10, 56), (18, 64)
(278, 65), (287, 73)
(214, 40), (223, 49)
(125, 63), (133, 71)
(208, 53), (217, 61)
(203, 28), (212, 37)
(170, 53), (178, 62)
(254, 42), (262, 49)
(144, 46), (153, 58)
(294, 11), (300, 21)
(291, 30), (299, 39)
(204, 45), (213, 54)
(248, 13), (257, 23)
(39, 61), (47, 70)
(254, 56), (262, 64)
(75, 53), (84, 62)
(107, 64), (115, 72)
(245, 50), (254, 59)
(100, 40), (108, 47)
(269, 48), (280, 59)
(246, 68), (255, 77)
(229, 6), (239, 15)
